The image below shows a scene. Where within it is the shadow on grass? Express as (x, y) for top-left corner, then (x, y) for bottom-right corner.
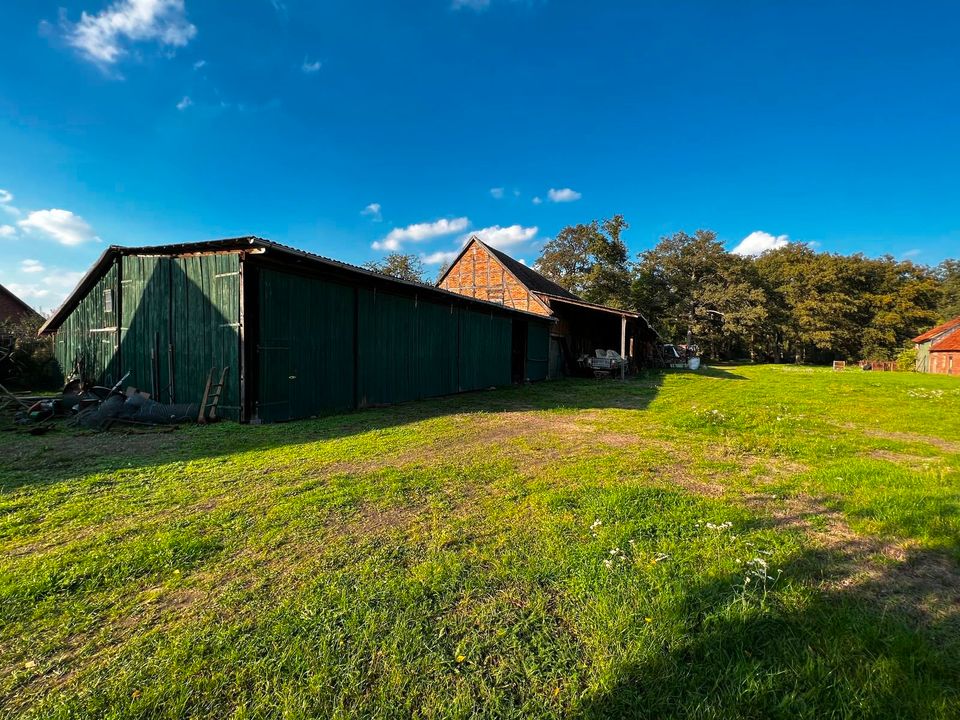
(577, 542), (960, 719)
(0, 370), (681, 492)
(0, 364), (750, 494)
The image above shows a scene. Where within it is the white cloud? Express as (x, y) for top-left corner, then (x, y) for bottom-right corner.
(8, 271), (85, 309)
(731, 231), (789, 256)
(361, 203), (382, 222)
(373, 217), (469, 251)
(193, 58), (206, 69)
(531, 196), (542, 205)
(18, 209), (98, 246)
(489, 187), (504, 199)
(0, 225), (15, 237)
(0, 189), (19, 217)
(422, 250), (460, 266)
(302, 57), (322, 73)
(21, 259), (45, 274)
(65, 0), (197, 65)
(176, 95), (192, 110)
(468, 224), (538, 249)
(547, 187), (581, 203)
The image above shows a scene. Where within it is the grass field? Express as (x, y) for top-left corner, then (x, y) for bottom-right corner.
(1, 365), (959, 719)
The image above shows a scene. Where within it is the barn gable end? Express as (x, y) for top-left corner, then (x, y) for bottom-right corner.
(438, 239), (552, 316)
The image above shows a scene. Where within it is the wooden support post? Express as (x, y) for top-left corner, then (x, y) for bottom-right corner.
(620, 315), (627, 380)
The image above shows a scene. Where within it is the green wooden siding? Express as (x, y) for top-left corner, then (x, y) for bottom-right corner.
(119, 254), (240, 418)
(54, 254), (240, 418)
(120, 255), (172, 400)
(458, 308), (512, 391)
(357, 289), (420, 406)
(258, 267), (537, 420)
(416, 300), (459, 398)
(525, 322), (550, 381)
(56, 252), (548, 424)
(53, 263), (120, 385)
(170, 255), (241, 418)
(257, 268), (356, 422)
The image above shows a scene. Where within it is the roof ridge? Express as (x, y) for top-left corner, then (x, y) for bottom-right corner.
(911, 315), (960, 343)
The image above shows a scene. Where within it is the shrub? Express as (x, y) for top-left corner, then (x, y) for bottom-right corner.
(895, 345), (917, 372)
(0, 315), (60, 389)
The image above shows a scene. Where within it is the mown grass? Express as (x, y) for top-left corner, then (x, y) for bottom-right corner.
(1, 365), (958, 718)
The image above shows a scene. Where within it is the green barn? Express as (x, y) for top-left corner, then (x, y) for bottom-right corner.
(39, 238), (553, 422)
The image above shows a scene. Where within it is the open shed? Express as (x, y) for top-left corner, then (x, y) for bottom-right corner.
(39, 237), (554, 422)
(438, 236), (659, 377)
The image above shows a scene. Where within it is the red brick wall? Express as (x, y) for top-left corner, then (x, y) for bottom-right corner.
(930, 352), (960, 376)
(439, 242), (551, 316)
(0, 290), (36, 324)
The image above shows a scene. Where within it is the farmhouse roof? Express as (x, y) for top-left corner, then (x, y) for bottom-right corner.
(437, 236), (580, 301)
(0, 283), (41, 323)
(39, 236), (554, 336)
(931, 330), (960, 352)
(911, 316), (960, 344)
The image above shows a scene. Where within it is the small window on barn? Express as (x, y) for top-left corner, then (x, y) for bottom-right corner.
(104, 289), (113, 314)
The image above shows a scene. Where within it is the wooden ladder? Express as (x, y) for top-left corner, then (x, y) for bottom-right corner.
(198, 366), (229, 423)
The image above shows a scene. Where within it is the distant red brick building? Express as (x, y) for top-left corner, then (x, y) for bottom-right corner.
(912, 316), (960, 376)
(0, 284), (41, 325)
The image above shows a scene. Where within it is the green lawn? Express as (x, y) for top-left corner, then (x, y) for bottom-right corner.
(1, 365), (959, 719)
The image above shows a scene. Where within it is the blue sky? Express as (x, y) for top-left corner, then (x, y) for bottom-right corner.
(1, 0), (959, 311)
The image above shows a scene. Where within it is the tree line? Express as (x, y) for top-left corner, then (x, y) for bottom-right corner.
(367, 216), (959, 363)
(536, 217), (959, 363)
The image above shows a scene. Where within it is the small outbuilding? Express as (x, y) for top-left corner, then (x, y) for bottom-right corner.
(39, 237), (554, 422)
(437, 236), (659, 377)
(912, 316), (960, 376)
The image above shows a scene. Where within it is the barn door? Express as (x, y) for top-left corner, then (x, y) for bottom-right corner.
(256, 269), (291, 421)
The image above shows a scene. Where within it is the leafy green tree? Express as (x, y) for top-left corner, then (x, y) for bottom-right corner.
(859, 257), (941, 359)
(535, 215), (632, 307)
(363, 253), (427, 283)
(937, 259), (960, 319)
(631, 229), (770, 357)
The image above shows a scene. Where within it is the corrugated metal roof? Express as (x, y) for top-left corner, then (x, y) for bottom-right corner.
(40, 237), (554, 335)
(483, 244), (581, 300)
(931, 329), (960, 352)
(912, 315), (960, 343)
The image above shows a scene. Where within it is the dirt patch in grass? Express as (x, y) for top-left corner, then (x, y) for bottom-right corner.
(856, 427), (960, 454)
(867, 449), (942, 464)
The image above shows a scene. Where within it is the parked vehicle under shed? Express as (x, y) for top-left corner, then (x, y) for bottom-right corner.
(39, 238), (554, 423)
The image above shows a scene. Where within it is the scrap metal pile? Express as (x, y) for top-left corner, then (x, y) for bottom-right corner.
(4, 371), (198, 432)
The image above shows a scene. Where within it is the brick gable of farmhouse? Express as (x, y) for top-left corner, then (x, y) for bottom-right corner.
(438, 239), (552, 317)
